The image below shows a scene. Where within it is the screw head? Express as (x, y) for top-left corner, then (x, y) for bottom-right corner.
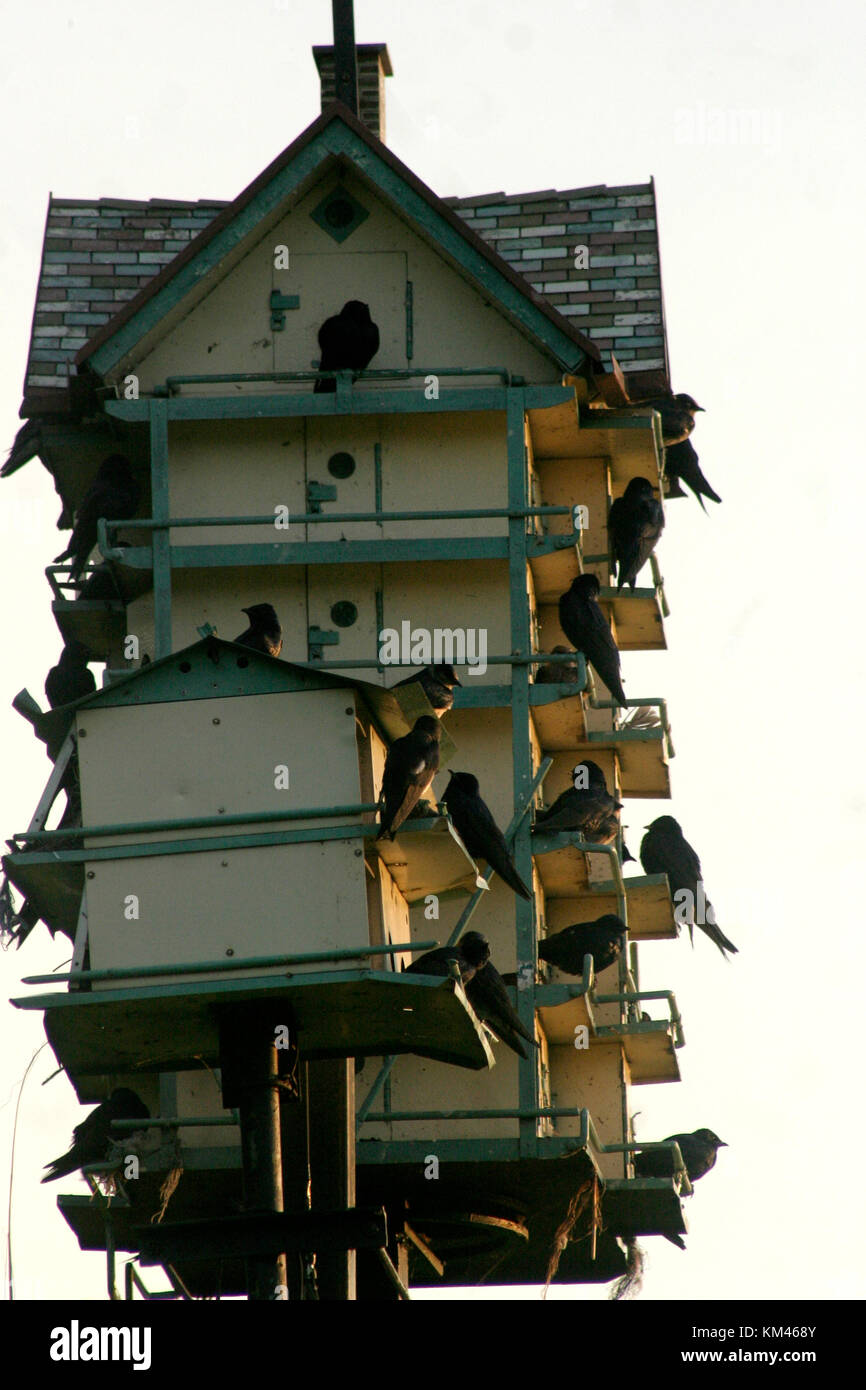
(212, 717), (221, 725)
(86, 870), (95, 879)
(226, 948), (234, 957)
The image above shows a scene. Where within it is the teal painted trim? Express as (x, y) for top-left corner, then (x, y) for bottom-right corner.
(404, 282), (413, 360)
(14, 800), (378, 845)
(165, 537), (509, 568)
(149, 398), (171, 659)
(319, 123), (589, 370)
(506, 386), (538, 1158)
(11, 967), (404, 1013)
(357, 1139), (523, 1165)
(88, 132), (333, 373)
(106, 387), (511, 421)
(105, 504), (572, 528)
(167, 365), (516, 388)
(450, 685), (512, 709)
(373, 443), (383, 518)
(88, 114), (589, 374)
(23, 939), (437, 987)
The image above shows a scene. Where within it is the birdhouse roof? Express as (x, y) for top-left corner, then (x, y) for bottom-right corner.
(19, 102), (621, 423)
(37, 636), (430, 745)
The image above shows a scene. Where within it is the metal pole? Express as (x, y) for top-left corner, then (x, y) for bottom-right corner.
(307, 1059), (356, 1300)
(332, 1), (359, 115)
(219, 1007), (288, 1301)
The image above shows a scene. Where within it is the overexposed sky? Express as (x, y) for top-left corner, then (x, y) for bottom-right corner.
(2, 0), (865, 1303)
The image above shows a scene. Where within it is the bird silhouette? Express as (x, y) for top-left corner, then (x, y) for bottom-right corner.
(640, 815), (738, 958)
(609, 477), (665, 592)
(314, 301), (380, 393)
(377, 715), (441, 840)
(53, 454), (140, 581)
(42, 1089), (151, 1183)
(232, 603), (282, 657)
(663, 439), (721, 511)
(534, 760), (621, 842)
(442, 771), (531, 900)
(404, 930), (491, 983)
(44, 641), (97, 708)
(538, 915), (627, 976)
(558, 574), (626, 707)
(641, 393), (704, 446)
(394, 664), (462, 711)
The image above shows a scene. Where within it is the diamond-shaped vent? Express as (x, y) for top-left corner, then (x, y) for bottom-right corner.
(311, 186), (370, 243)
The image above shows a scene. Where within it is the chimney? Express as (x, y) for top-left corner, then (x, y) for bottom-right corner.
(313, 43), (393, 143)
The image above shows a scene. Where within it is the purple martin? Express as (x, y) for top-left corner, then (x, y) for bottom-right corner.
(642, 393), (704, 446)
(467, 955), (538, 1058)
(394, 663), (462, 711)
(442, 771), (531, 900)
(42, 1088), (151, 1183)
(609, 477), (665, 592)
(232, 603), (282, 657)
(404, 929), (491, 983)
(558, 574), (627, 707)
(377, 715), (441, 841)
(534, 760), (622, 842)
(2, 419), (41, 478)
(634, 1128), (727, 1183)
(44, 641), (97, 709)
(314, 300), (380, 393)
(534, 646), (582, 685)
(664, 439), (721, 511)
(640, 815), (738, 958)
(538, 914), (627, 977)
(53, 454), (140, 582)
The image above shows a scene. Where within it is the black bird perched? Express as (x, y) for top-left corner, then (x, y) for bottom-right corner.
(534, 760), (622, 843)
(42, 1089), (151, 1183)
(53, 454), (140, 582)
(232, 603), (282, 658)
(538, 914), (627, 977)
(377, 715), (441, 841)
(394, 664), (462, 711)
(558, 574), (627, 707)
(534, 646), (582, 685)
(405, 929), (491, 984)
(2, 419), (42, 478)
(442, 771), (531, 900)
(642, 393), (704, 446)
(634, 1128), (727, 1183)
(467, 954), (538, 1059)
(640, 815), (738, 958)
(664, 439), (722, 511)
(609, 477), (665, 593)
(44, 641), (96, 708)
(314, 300), (380, 393)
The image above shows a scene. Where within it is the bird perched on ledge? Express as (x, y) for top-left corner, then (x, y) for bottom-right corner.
(232, 603), (282, 658)
(44, 641), (96, 708)
(641, 392), (704, 446)
(314, 300), (380, 393)
(558, 574), (627, 707)
(538, 914), (627, 977)
(377, 715), (441, 840)
(53, 454), (140, 582)
(663, 438), (722, 511)
(405, 929), (491, 984)
(42, 1089), (151, 1183)
(442, 771), (531, 900)
(394, 663), (462, 711)
(534, 760), (622, 843)
(633, 1127), (728, 1250)
(609, 477), (665, 592)
(640, 815), (738, 959)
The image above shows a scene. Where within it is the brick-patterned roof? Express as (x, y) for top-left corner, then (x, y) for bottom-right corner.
(26, 198), (227, 393)
(22, 179), (666, 402)
(445, 182), (667, 376)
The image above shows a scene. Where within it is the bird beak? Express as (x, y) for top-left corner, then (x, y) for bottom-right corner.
(695, 406), (706, 412)
(453, 674), (462, 686)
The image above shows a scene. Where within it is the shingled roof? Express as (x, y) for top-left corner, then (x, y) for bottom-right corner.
(21, 178), (666, 407)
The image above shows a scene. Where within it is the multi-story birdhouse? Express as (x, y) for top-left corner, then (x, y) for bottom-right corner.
(6, 39), (695, 1298)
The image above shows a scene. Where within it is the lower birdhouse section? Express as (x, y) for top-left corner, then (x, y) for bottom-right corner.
(548, 1039), (630, 1181)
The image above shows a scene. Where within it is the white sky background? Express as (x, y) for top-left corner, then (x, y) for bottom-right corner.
(1, 0), (865, 1303)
